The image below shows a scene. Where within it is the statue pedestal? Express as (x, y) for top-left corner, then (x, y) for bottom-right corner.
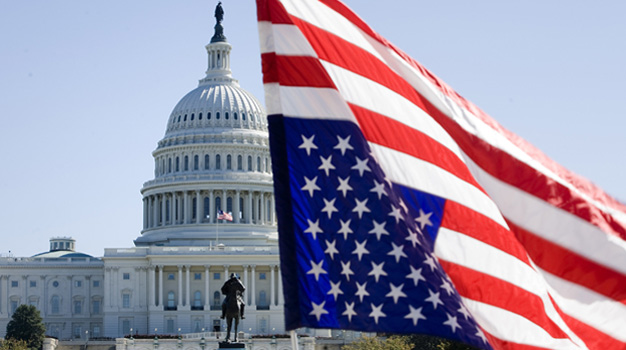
(219, 342), (246, 349)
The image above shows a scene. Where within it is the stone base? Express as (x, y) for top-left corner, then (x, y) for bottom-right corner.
(219, 341), (246, 349)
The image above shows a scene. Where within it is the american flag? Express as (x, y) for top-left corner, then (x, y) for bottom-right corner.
(217, 210), (233, 222)
(257, 0), (626, 349)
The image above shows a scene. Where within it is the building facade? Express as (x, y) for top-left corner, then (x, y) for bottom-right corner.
(0, 6), (285, 340)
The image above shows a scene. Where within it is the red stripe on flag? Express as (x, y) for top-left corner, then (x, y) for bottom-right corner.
(350, 103), (485, 193)
(262, 53), (336, 88)
(256, 0), (292, 24)
(440, 260), (570, 340)
(509, 220), (626, 303)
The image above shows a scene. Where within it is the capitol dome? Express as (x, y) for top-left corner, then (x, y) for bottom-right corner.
(136, 8), (275, 247)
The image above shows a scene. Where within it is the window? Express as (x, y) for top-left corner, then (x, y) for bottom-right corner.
(184, 114), (187, 121)
(92, 300), (101, 314)
(192, 197), (197, 220)
(204, 155), (209, 170)
(184, 155), (189, 171)
(74, 300), (82, 314)
(242, 113), (246, 121)
(227, 197), (233, 214)
(216, 154), (221, 170)
(10, 301), (18, 314)
(167, 319), (175, 333)
(93, 325), (101, 337)
(75, 280), (82, 287)
(122, 293), (130, 308)
(176, 157), (180, 172)
(234, 112), (238, 120)
(237, 155), (242, 170)
(213, 272), (221, 280)
(227, 155), (232, 170)
(168, 158), (172, 173)
(225, 112), (229, 120)
(191, 113), (195, 120)
(259, 272), (266, 280)
(168, 273), (175, 280)
(208, 112), (211, 120)
(239, 198), (244, 219)
(216, 112), (220, 120)
(257, 157), (261, 171)
(248, 156), (252, 171)
(53, 281), (59, 287)
(204, 197), (210, 219)
(215, 197), (221, 212)
(93, 280), (100, 288)
(30, 281), (36, 288)
(259, 291), (267, 306)
(51, 296), (60, 314)
(123, 273), (130, 280)
(122, 320), (131, 335)
(194, 291), (202, 307)
(213, 291), (221, 306)
(73, 325), (82, 339)
(11, 281), (18, 288)
(167, 292), (176, 309)
(194, 273), (202, 280)
(199, 112), (203, 120)
(266, 158), (269, 172)
(194, 155), (199, 170)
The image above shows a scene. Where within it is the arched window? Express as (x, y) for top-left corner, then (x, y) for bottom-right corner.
(257, 157), (261, 172)
(265, 158), (269, 173)
(194, 155), (199, 170)
(167, 291), (175, 308)
(242, 113), (246, 121)
(168, 158), (172, 173)
(51, 295), (60, 314)
(166, 199), (170, 222)
(184, 114), (187, 121)
(216, 112), (220, 120)
(248, 156), (252, 171)
(225, 112), (229, 120)
(239, 197), (244, 220)
(199, 113), (203, 120)
(204, 155), (210, 170)
(191, 113), (195, 121)
(176, 157), (180, 172)
(208, 112), (211, 119)
(227, 155), (232, 170)
(178, 115), (181, 122)
(215, 155), (221, 170)
(259, 291), (267, 306)
(184, 156), (189, 171)
(215, 197), (222, 211)
(237, 155), (242, 170)
(194, 291), (202, 308)
(213, 291), (221, 306)
(234, 112), (238, 120)
(192, 197), (197, 220)
(227, 197), (233, 214)
(204, 197), (210, 219)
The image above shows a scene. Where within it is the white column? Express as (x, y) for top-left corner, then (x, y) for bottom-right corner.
(112, 269), (118, 308)
(177, 265), (183, 307)
(260, 193), (266, 225)
(143, 198), (148, 229)
(278, 266), (284, 306)
(270, 265), (276, 306)
(152, 196), (158, 228)
(185, 265), (191, 307)
(160, 194), (166, 226)
(196, 191), (203, 224)
(170, 192), (175, 225)
(224, 265), (229, 283)
(158, 265), (164, 308)
(149, 266), (156, 308)
(235, 190), (241, 224)
(183, 192), (189, 224)
(222, 190), (226, 216)
(251, 265), (256, 307)
(271, 194), (276, 225)
(177, 193), (183, 224)
(204, 265), (210, 310)
(243, 266), (249, 305)
(0, 275), (6, 315)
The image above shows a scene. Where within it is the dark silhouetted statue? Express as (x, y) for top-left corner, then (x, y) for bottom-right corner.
(220, 273), (245, 342)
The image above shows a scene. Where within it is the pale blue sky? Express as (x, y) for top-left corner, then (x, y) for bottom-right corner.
(1, 1), (624, 257)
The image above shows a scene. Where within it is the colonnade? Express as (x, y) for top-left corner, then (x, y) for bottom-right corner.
(143, 190), (275, 229)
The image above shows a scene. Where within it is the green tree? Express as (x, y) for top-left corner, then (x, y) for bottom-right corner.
(343, 335), (414, 350)
(5, 304), (45, 350)
(0, 338), (28, 350)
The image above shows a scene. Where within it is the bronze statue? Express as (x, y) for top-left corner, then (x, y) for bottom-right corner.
(220, 273), (245, 342)
(211, 1), (227, 43)
(214, 1), (224, 24)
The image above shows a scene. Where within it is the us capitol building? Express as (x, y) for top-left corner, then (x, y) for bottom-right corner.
(0, 6), (285, 341)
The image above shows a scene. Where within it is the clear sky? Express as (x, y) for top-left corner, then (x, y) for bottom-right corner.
(1, 1), (624, 258)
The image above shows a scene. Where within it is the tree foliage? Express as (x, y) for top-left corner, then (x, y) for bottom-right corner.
(342, 335), (414, 350)
(5, 304), (46, 350)
(0, 338), (28, 350)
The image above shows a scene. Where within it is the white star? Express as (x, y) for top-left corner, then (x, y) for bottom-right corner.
(385, 283), (407, 304)
(370, 180), (386, 199)
(458, 304), (471, 320)
(352, 240), (369, 261)
(342, 301), (357, 322)
(327, 280), (343, 300)
(304, 219), (323, 240)
(352, 198), (370, 219)
(368, 220), (388, 241)
(351, 157), (371, 176)
(299, 134), (318, 156)
(415, 209), (433, 230)
(301, 176), (321, 197)
(355, 281), (369, 302)
(406, 266), (426, 286)
(440, 279), (454, 296)
(387, 243), (407, 263)
(324, 239), (339, 260)
(334, 135), (353, 155)
(475, 327), (488, 343)
(404, 305), (426, 326)
(424, 289), (443, 310)
(309, 300), (328, 321)
(369, 303), (386, 324)
(321, 197), (338, 219)
(306, 260), (327, 281)
(368, 261), (387, 282)
(340, 260), (354, 281)
(443, 313), (461, 333)
(424, 254), (438, 272)
(337, 219), (353, 240)
(318, 155), (335, 176)
(337, 176), (353, 197)
(388, 205), (404, 223)
(405, 230), (421, 248)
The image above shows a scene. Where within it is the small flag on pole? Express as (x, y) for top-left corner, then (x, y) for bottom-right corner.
(257, 0), (626, 349)
(217, 210), (233, 222)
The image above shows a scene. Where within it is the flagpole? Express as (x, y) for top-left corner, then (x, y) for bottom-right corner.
(216, 214), (219, 246)
(290, 330), (299, 350)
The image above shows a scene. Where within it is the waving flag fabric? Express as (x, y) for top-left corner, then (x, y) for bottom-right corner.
(217, 210), (233, 221)
(257, 0), (626, 349)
